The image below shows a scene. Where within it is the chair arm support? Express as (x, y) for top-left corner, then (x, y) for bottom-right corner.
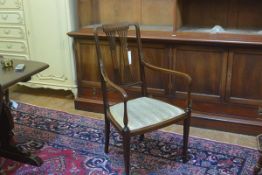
(102, 74), (129, 126)
(143, 61), (192, 109)
(103, 75), (128, 100)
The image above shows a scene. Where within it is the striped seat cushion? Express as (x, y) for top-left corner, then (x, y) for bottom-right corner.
(109, 97), (185, 131)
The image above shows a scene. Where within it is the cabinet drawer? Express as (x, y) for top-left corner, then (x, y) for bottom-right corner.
(0, 11), (24, 25)
(0, 53), (28, 60)
(0, 0), (22, 10)
(0, 26), (25, 39)
(0, 40), (27, 53)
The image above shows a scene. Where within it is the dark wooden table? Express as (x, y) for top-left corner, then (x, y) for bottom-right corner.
(0, 59), (49, 166)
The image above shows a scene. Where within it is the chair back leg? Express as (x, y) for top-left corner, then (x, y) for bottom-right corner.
(104, 117), (110, 153)
(139, 134), (144, 141)
(254, 153), (262, 175)
(123, 132), (131, 175)
(182, 117), (191, 163)
(254, 134), (262, 175)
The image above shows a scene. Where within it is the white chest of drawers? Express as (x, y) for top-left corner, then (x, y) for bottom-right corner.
(0, 0), (29, 60)
(0, 0), (77, 96)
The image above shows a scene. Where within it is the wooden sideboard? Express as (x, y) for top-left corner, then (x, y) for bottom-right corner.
(68, 0), (262, 135)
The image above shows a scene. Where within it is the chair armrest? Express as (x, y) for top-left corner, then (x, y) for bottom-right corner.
(143, 61), (192, 110)
(143, 61), (192, 83)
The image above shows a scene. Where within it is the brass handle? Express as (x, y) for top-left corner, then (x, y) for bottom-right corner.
(259, 106), (262, 116)
(92, 87), (97, 96)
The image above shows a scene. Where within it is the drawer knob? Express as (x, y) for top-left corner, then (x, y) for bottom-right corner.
(92, 88), (97, 96)
(0, 0), (6, 5)
(1, 14), (8, 20)
(7, 44), (13, 49)
(4, 29), (10, 34)
(21, 45), (25, 50)
(15, 0), (21, 8)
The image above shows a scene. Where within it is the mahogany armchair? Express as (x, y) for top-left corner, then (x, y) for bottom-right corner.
(94, 22), (192, 175)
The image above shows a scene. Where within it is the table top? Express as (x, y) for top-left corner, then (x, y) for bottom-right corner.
(0, 59), (49, 90)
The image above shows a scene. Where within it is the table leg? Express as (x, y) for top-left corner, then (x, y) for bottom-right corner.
(254, 152), (262, 175)
(254, 134), (262, 175)
(0, 89), (43, 166)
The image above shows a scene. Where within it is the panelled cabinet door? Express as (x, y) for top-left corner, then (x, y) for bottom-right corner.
(226, 48), (262, 106)
(22, 0), (77, 95)
(173, 45), (228, 102)
(74, 39), (170, 99)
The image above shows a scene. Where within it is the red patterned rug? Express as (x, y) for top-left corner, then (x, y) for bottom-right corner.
(0, 103), (259, 175)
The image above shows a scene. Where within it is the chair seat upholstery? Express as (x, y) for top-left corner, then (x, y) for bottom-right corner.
(109, 97), (185, 131)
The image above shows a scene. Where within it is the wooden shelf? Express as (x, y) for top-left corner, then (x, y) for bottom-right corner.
(174, 0), (262, 35)
(69, 28), (262, 46)
(77, 0), (174, 29)
(177, 26), (262, 35)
